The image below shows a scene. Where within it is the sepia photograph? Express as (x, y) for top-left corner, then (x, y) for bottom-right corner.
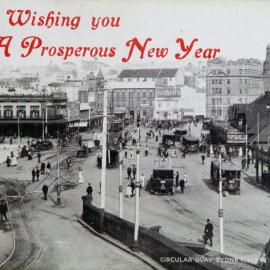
(0, 0), (270, 269)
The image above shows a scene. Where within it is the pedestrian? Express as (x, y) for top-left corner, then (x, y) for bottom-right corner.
(201, 153), (205, 165)
(129, 149), (134, 159)
(97, 154), (102, 169)
(182, 149), (186, 158)
(126, 183), (132, 198)
(175, 171), (179, 187)
(42, 184), (48, 200)
(124, 148), (128, 159)
(86, 183), (93, 196)
(9, 137), (12, 145)
(247, 154), (251, 169)
(145, 144), (149, 156)
(67, 156), (71, 169)
(46, 162), (51, 174)
(41, 162), (45, 174)
(6, 156), (10, 167)
(179, 178), (185, 194)
(37, 152), (41, 163)
(127, 166), (132, 180)
(32, 168), (36, 182)
(132, 165), (137, 180)
(140, 173), (145, 188)
(78, 167), (84, 184)
(204, 219), (213, 247)
(131, 180), (135, 197)
(36, 167), (40, 182)
(241, 158), (246, 170)
(0, 200), (8, 221)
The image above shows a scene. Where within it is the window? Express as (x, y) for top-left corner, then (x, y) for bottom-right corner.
(143, 110), (147, 117)
(227, 87), (230, 94)
(169, 77), (172, 82)
(17, 106), (26, 118)
(239, 89), (242, 94)
(212, 98), (215, 105)
(4, 106), (13, 118)
(227, 69), (230, 75)
(240, 79), (242, 84)
(218, 98), (222, 105)
(239, 98), (242, 104)
(143, 92), (146, 98)
(245, 79), (248, 84)
(149, 92), (153, 98)
(239, 69), (242, 75)
(212, 79), (215, 84)
(227, 98), (230, 105)
(79, 91), (88, 103)
(218, 109), (222, 116)
(218, 88), (222, 94)
(30, 106), (40, 118)
(116, 92), (120, 100)
(128, 78), (131, 82)
(219, 79), (222, 85)
(227, 79), (230, 85)
(122, 92), (125, 99)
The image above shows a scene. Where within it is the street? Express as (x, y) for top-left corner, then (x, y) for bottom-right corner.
(0, 123), (269, 269)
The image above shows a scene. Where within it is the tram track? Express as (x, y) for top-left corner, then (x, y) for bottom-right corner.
(0, 178), (42, 270)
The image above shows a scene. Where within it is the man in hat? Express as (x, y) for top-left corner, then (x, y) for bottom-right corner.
(204, 219), (213, 246)
(0, 199), (8, 221)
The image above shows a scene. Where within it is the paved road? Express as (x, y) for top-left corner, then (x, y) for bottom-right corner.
(75, 124), (270, 265)
(0, 144), (153, 270)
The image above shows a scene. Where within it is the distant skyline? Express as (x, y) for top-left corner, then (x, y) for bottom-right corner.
(0, 0), (270, 67)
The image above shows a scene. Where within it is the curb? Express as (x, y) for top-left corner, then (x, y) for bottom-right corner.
(77, 218), (165, 270)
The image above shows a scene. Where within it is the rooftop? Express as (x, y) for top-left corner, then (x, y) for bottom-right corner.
(118, 68), (178, 78)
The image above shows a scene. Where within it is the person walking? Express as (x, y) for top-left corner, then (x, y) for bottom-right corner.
(78, 167), (84, 184)
(41, 162), (45, 174)
(132, 165), (137, 180)
(204, 219), (213, 246)
(179, 178), (185, 194)
(175, 171), (179, 187)
(36, 167), (40, 182)
(32, 168), (36, 182)
(66, 156), (72, 169)
(247, 154), (251, 169)
(86, 183), (93, 196)
(127, 166), (132, 180)
(131, 180), (135, 197)
(201, 153), (205, 165)
(46, 162), (51, 174)
(241, 158), (246, 170)
(6, 156), (10, 167)
(37, 152), (41, 163)
(42, 184), (48, 200)
(0, 200), (8, 221)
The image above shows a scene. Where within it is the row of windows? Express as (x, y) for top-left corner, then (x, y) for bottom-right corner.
(114, 91), (154, 99)
(211, 97), (248, 106)
(211, 68), (260, 75)
(119, 77), (173, 82)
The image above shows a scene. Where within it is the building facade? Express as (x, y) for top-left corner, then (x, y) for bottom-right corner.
(0, 91), (67, 137)
(206, 58), (263, 121)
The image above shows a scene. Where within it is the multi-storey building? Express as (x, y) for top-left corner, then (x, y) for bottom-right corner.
(111, 68), (185, 121)
(0, 90), (67, 137)
(206, 58), (263, 120)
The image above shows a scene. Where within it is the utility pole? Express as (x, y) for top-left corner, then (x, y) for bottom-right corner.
(134, 117), (140, 248)
(56, 145), (62, 205)
(245, 123), (248, 166)
(17, 115), (21, 149)
(257, 113), (260, 146)
(119, 150), (123, 218)
(101, 86), (108, 209)
(218, 154), (224, 253)
(267, 104), (270, 149)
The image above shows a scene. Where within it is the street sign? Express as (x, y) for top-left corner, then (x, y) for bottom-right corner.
(218, 209), (224, 217)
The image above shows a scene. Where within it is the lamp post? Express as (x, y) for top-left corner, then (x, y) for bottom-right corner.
(133, 117), (140, 250)
(218, 154), (224, 253)
(267, 104), (270, 149)
(17, 114), (21, 149)
(101, 82), (108, 210)
(119, 150), (123, 218)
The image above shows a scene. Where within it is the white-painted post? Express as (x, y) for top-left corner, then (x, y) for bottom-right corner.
(119, 150), (123, 218)
(101, 88), (108, 209)
(219, 154), (224, 253)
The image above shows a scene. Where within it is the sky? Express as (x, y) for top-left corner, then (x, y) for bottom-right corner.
(0, 0), (270, 67)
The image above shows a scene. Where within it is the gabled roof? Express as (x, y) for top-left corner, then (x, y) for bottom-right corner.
(118, 68), (178, 78)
